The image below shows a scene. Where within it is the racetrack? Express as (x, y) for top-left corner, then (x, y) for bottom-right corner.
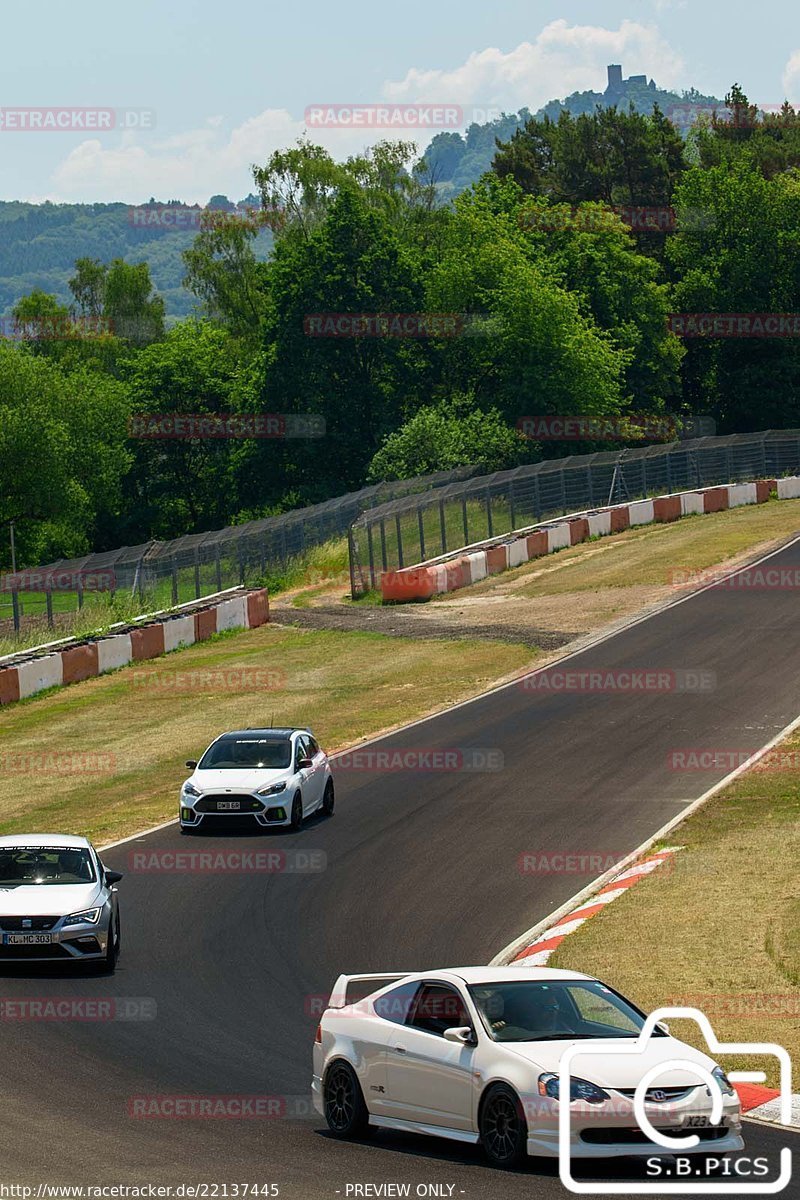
(2, 537), (800, 1197)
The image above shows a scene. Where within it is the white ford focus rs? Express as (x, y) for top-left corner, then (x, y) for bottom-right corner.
(312, 965), (744, 1169)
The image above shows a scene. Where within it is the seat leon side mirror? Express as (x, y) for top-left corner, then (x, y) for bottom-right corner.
(105, 870), (123, 886)
(443, 1026), (477, 1046)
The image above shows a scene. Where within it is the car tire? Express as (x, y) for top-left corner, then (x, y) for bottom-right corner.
(290, 793), (303, 830)
(321, 780), (335, 817)
(93, 916), (119, 975)
(479, 1083), (528, 1169)
(323, 1061), (371, 1139)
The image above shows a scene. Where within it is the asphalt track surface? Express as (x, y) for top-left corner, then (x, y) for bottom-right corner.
(3, 538), (800, 1198)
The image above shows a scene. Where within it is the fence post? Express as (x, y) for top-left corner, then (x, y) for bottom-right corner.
(45, 585), (54, 629)
(508, 482), (516, 531)
(559, 469), (566, 514)
(417, 505), (426, 561)
(486, 491), (494, 538)
(215, 544), (222, 592)
(533, 473), (541, 521)
(194, 549), (201, 599)
(347, 526), (358, 599)
(395, 515), (404, 570)
(379, 519), (388, 572)
(11, 587), (20, 635)
(77, 576), (84, 609)
(439, 499), (447, 554)
(586, 467), (594, 509)
(171, 556), (179, 605)
(367, 522), (376, 590)
(237, 539), (246, 586)
(462, 496), (469, 545)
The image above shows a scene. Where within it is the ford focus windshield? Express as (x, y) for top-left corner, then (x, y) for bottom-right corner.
(468, 980), (663, 1042)
(199, 738), (292, 770)
(0, 848), (96, 886)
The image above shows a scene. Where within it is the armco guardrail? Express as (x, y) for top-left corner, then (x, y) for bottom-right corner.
(350, 431), (800, 594)
(380, 476), (799, 601)
(0, 587), (269, 707)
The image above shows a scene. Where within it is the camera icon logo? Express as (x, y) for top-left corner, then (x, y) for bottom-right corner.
(558, 1006), (793, 1194)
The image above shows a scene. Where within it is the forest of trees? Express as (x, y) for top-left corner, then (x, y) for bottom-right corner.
(3, 85), (800, 572)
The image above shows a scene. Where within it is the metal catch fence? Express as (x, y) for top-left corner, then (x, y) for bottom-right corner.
(348, 431), (800, 594)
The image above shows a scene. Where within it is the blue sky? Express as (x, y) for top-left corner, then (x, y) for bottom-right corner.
(1, 0), (798, 203)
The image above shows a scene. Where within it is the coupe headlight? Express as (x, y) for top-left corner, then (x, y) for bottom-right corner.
(257, 781), (287, 796)
(712, 1066), (735, 1096)
(62, 907), (102, 927)
(538, 1073), (610, 1104)
(182, 781), (201, 797)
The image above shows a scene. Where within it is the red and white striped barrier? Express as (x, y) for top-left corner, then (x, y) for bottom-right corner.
(382, 476), (791, 602)
(0, 587), (269, 708)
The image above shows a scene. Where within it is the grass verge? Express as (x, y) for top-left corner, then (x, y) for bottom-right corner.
(550, 730), (800, 1085)
(0, 624), (530, 845)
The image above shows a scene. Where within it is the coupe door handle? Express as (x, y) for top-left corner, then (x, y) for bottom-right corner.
(394, 1045), (407, 1054)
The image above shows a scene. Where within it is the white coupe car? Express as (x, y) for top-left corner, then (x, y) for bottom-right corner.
(312, 965), (744, 1168)
(180, 727), (334, 832)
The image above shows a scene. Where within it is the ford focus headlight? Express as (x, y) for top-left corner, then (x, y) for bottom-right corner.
(63, 908), (102, 927)
(182, 781), (201, 797)
(257, 782), (287, 796)
(538, 1073), (610, 1103)
(712, 1066), (735, 1096)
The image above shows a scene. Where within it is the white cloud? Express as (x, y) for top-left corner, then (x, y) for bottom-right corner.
(383, 19), (684, 115)
(783, 51), (800, 105)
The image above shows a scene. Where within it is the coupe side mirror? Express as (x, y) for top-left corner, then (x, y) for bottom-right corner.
(443, 1026), (477, 1046)
(186, 760), (198, 769)
(298, 757), (313, 770)
(105, 870), (123, 886)
(657, 1020), (670, 1035)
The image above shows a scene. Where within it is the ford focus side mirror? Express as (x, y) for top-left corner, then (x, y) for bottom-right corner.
(444, 1026), (476, 1046)
(298, 757), (313, 770)
(105, 870), (123, 886)
(186, 760), (198, 769)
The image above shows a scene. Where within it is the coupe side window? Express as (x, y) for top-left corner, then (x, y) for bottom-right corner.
(374, 981), (420, 1025)
(408, 984), (470, 1037)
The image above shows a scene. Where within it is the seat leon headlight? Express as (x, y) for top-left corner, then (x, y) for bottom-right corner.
(257, 782), (287, 796)
(63, 908), (102, 927)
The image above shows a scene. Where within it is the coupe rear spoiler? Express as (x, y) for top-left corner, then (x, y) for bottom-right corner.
(327, 972), (411, 1010)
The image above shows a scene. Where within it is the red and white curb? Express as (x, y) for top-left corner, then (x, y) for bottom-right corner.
(509, 849), (680, 966)
(499, 846), (798, 1128)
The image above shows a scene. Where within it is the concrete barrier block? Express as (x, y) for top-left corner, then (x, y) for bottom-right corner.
(610, 506), (630, 533)
(728, 482), (758, 508)
(588, 512), (612, 538)
(547, 523), (571, 552)
(431, 565), (449, 595)
(653, 495), (682, 522)
(216, 594), (249, 632)
(777, 476), (800, 499)
(526, 530), (549, 558)
(629, 500), (655, 526)
(703, 487), (729, 513)
(194, 607), (218, 641)
(97, 634), (132, 674)
(569, 517), (590, 546)
(61, 643), (99, 686)
(163, 615), (196, 652)
(508, 538), (529, 568)
(0, 667), (20, 706)
(130, 623), (166, 661)
(486, 546), (509, 574)
(756, 479), (777, 503)
(680, 492), (705, 516)
(466, 552), (487, 583)
(17, 654), (63, 699)
(246, 589), (270, 628)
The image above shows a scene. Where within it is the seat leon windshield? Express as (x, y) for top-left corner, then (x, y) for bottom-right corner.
(468, 980), (666, 1042)
(0, 847), (96, 887)
(199, 738), (292, 770)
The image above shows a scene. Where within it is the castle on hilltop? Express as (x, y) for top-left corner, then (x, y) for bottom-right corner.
(605, 65), (656, 97)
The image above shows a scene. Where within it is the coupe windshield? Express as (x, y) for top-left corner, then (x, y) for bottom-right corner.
(199, 738), (292, 770)
(468, 980), (663, 1043)
(0, 847), (96, 887)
